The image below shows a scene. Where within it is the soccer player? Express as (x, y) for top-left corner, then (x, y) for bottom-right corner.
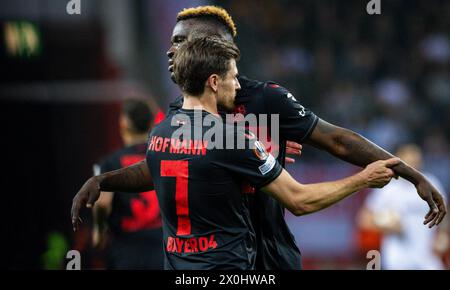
(91, 99), (163, 269)
(165, 6), (447, 269)
(147, 36), (399, 269)
(71, 6), (446, 270)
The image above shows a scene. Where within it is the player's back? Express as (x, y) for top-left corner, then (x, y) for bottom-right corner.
(146, 109), (258, 270)
(94, 144), (163, 269)
(95, 144), (162, 236)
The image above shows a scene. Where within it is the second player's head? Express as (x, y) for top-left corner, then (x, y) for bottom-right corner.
(168, 6), (237, 82)
(172, 36), (240, 111)
(120, 98), (153, 144)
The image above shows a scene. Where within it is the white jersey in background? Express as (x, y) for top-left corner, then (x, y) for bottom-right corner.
(365, 174), (446, 270)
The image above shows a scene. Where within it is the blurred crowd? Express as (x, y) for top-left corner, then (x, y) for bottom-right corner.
(225, 0), (449, 191)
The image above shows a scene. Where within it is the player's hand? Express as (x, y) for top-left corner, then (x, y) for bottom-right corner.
(360, 158), (401, 188)
(285, 141), (302, 164)
(415, 177), (447, 228)
(71, 177), (101, 231)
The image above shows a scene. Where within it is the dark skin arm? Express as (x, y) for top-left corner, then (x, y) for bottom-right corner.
(306, 119), (447, 228)
(70, 144), (302, 231)
(71, 160), (152, 231)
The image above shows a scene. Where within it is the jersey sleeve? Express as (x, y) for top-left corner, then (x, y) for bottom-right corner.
(263, 82), (319, 143)
(213, 129), (283, 189)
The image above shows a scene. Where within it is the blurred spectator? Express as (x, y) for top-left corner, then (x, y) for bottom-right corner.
(423, 131), (450, 192)
(225, 0), (449, 193)
(374, 78), (411, 108)
(356, 144), (449, 269)
(420, 34), (450, 64)
(366, 117), (410, 152)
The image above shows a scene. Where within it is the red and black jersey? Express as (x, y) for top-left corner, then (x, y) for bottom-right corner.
(146, 109), (282, 270)
(95, 143), (164, 269)
(167, 76), (318, 270)
(94, 144), (162, 239)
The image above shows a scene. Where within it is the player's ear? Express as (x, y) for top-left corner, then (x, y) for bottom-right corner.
(206, 74), (219, 93)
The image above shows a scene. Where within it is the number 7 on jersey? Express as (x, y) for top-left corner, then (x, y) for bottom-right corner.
(161, 160), (191, 235)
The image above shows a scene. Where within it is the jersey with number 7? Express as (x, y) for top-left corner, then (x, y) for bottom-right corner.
(146, 109), (282, 270)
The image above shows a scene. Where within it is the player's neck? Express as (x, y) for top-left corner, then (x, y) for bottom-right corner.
(182, 92), (218, 115)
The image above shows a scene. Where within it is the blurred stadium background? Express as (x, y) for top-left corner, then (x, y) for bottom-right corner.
(0, 0), (448, 269)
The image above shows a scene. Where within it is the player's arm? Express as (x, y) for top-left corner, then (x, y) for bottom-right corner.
(261, 158), (400, 216)
(262, 83), (445, 227)
(306, 119), (446, 227)
(92, 191), (113, 247)
(71, 160), (153, 231)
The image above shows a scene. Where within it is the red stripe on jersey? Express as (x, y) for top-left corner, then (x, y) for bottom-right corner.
(161, 160), (191, 236)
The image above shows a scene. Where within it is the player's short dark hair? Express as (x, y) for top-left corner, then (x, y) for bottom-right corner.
(177, 6), (237, 38)
(173, 36), (240, 96)
(122, 98), (153, 133)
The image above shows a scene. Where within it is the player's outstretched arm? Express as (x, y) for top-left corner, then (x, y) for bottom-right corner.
(306, 119), (447, 228)
(261, 158), (400, 217)
(71, 160), (152, 231)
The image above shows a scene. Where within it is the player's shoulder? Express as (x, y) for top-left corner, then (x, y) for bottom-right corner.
(208, 125), (258, 163)
(236, 76), (265, 100)
(241, 76), (294, 100)
(206, 123), (254, 148)
(222, 125), (258, 152)
(167, 95), (183, 115)
(238, 76), (287, 94)
(263, 82), (295, 103)
(149, 113), (174, 135)
(219, 118), (248, 137)
(94, 146), (128, 173)
(105, 145), (142, 161)
(238, 76), (265, 91)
